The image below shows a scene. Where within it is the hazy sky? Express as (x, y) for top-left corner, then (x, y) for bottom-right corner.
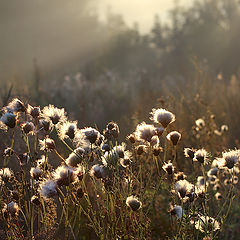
(99, 0), (192, 32)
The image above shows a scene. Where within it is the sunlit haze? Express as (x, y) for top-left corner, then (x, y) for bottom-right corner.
(99, 0), (192, 32)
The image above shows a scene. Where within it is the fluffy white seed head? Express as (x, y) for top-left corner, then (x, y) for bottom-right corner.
(150, 108), (175, 128)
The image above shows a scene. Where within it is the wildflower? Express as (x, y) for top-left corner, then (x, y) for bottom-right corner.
(169, 205), (183, 219)
(120, 154), (132, 168)
(31, 196), (41, 205)
(215, 192), (222, 200)
(11, 190), (19, 201)
(224, 179), (231, 185)
(174, 172), (187, 181)
(3, 201), (19, 218)
(207, 168), (218, 177)
(184, 148), (195, 159)
(39, 138), (56, 151)
(0, 168), (13, 182)
(27, 105), (40, 119)
(213, 184), (220, 191)
(80, 127), (100, 144)
(21, 122), (35, 135)
(162, 161), (175, 175)
(221, 125), (228, 132)
(233, 176), (238, 184)
(217, 150), (240, 169)
(18, 153), (29, 166)
(0, 112), (17, 129)
(126, 196), (142, 211)
(174, 179), (193, 199)
(208, 175), (218, 185)
(134, 122), (157, 142)
(195, 118), (205, 128)
(150, 108), (175, 128)
(89, 164), (105, 179)
(104, 121), (120, 139)
(166, 131), (181, 145)
(156, 127), (164, 137)
(136, 145), (147, 155)
(4, 98), (25, 113)
(193, 149), (209, 164)
(74, 165), (85, 181)
(53, 165), (77, 186)
(153, 146), (163, 156)
(30, 167), (42, 180)
(57, 121), (78, 140)
(102, 143), (111, 152)
(42, 104), (67, 125)
(66, 148), (84, 167)
(150, 135), (159, 147)
(39, 179), (58, 199)
(192, 215), (220, 233)
(3, 147), (14, 157)
(214, 129), (222, 136)
(37, 155), (48, 169)
(127, 134), (136, 144)
(39, 119), (51, 132)
(196, 176), (208, 188)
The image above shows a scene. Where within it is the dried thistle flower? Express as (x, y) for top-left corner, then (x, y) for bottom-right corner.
(39, 179), (58, 199)
(57, 121), (78, 140)
(162, 161), (175, 175)
(136, 145), (147, 155)
(66, 148), (84, 167)
(4, 98), (25, 113)
(30, 167), (42, 180)
(39, 119), (51, 132)
(221, 125), (228, 132)
(127, 134), (136, 144)
(217, 149), (240, 169)
(53, 165), (77, 186)
(193, 149), (209, 164)
(152, 146), (163, 156)
(156, 127), (164, 137)
(0, 112), (17, 129)
(104, 121), (120, 139)
(27, 105), (40, 119)
(31, 196), (41, 205)
(169, 205), (183, 219)
(74, 165), (85, 181)
(3, 201), (19, 218)
(134, 122), (157, 142)
(21, 122), (35, 135)
(150, 135), (159, 147)
(80, 127), (100, 144)
(184, 148), (196, 159)
(166, 131), (181, 145)
(42, 104), (67, 125)
(89, 164), (105, 179)
(195, 118), (205, 128)
(3, 147), (14, 157)
(174, 172), (187, 181)
(39, 138), (56, 151)
(215, 192), (222, 200)
(126, 196), (142, 211)
(207, 168), (218, 176)
(192, 215), (220, 233)
(0, 168), (13, 182)
(18, 153), (30, 166)
(150, 108), (175, 128)
(174, 179), (193, 199)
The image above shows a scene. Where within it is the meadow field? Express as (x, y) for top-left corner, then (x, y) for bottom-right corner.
(1, 0), (240, 239)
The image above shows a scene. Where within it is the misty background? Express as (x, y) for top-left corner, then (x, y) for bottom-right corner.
(1, 0), (240, 144)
